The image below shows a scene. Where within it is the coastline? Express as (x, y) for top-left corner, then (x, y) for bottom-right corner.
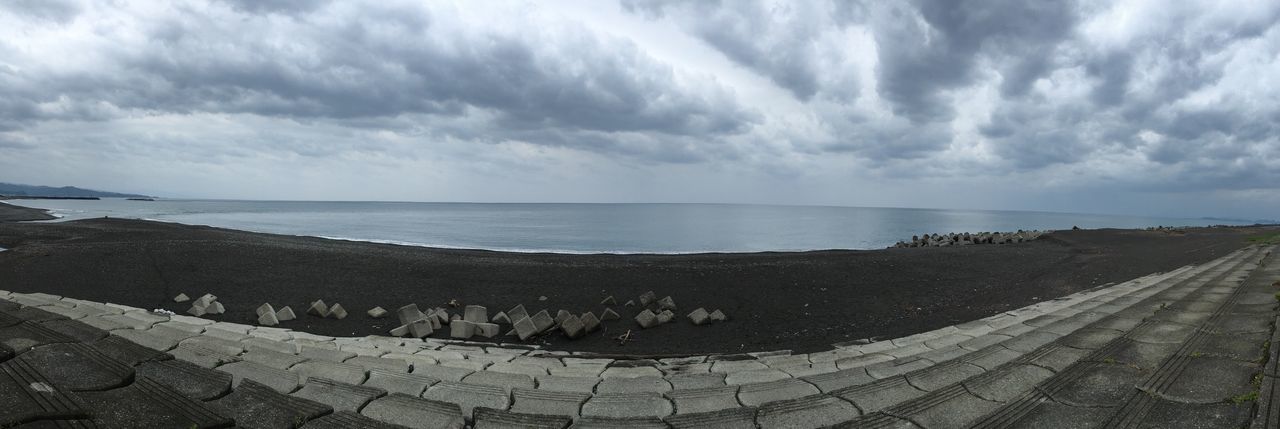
(0, 200), (58, 222)
(0, 215), (1272, 355)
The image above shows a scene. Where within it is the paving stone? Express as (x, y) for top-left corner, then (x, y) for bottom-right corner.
(710, 359), (767, 373)
(219, 360), (303, 393)
(1129, 322), (1196, 344)
(413, 362), (476, 381)
(1048, 362), (1147, 407)
(511, 387), (589, 417)
(210, 378), (333, 428)
(424, 380), (511, 417)
(596, 376), (671, 394)
(0, 322), (77, 355)
(963, 364), (1055, 403)
(473, 407), (573, 429)
(136, 358), (233, 401)
(237, 348), (302, 371)
(1135, 399), (1254, 429)
(180, 335), (247, 356)
(655, 386), (747, 417)
(78, 376), (233, 429)
(1158, 357), (1259, 403)
(347, 355), (410, 373)
(0, 357), (89, 426)
(569, 416), (668, 429)
(536, 374), (601, 393)
(754, 393), (860, 429)
(904, 360), (986, 392)
(362, 367), (439, 396)
(832, 376), (926, 414)
(238, 336), (296, 355)
(292, 377), (387, 413)
(88, 335), (171, 366)
(463, 370), (537, 390)
(668, 372), (726, 389)
(865, 357), (934, 379)
(489, 362), (551, 377)
(17, 343), (134, 391)
(835, 353), (895, 370)
(34, 318), (107, 343)
(664, 405), (757, 429)
(881, 385), (1003, 429)
(959, 345), (1023, 371)
(738, 378), (821, 406)
(1019, 343), (1091, 372)
(170, 343), (240, 368)
(779, 362), (837, 378)
(997, 331), (1062, 353)
(601, 366), (664, 379)
(580, 393), (673, 419)
(1106, 339), (1181, 370)
(300, 346), (358, 363)
(292, 360), (367, 385)
(303, 410), (402, 429)
(801, 367), (875, 393)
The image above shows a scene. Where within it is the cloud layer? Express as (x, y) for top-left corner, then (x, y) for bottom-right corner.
(1, 0), (1278, 218)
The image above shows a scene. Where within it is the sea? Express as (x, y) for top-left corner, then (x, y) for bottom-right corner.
(3, 199), (1262, 254)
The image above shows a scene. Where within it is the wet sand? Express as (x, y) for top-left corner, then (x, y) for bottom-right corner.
(0, 212), (1271, 355)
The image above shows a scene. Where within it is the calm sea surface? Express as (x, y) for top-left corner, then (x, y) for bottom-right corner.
(5, 199), (1257, 254)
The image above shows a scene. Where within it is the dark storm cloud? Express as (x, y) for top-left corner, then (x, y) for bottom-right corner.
(874, 0), (1078, 122)
(0, 1), (758, 162)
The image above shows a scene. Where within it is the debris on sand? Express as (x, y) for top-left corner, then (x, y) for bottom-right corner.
(367, 306), (388, 319)
(600, 295), (616, 305)
(173, 293), (190, 303)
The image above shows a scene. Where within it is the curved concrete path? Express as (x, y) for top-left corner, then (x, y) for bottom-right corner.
(1, 245), (1276, 428)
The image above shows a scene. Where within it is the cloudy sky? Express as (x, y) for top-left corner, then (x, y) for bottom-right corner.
(2, 0), (1278, 219)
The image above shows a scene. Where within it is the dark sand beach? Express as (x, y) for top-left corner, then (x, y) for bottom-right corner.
(0, 202), (1272, 355)
(0, 201), (57, 222)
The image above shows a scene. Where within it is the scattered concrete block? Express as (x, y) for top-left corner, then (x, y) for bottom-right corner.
(187, 305), (207, 317)
(657, 296), (676, 311)
(514, 317), (538, 341)
(408, 321), (434, 338)
(635, 310), (659, 329)
(308, 300), (329, 317)
(389, 324), (410, 337)
(275, 306), (296, 322)
(531, 310), (555, 332)
(625, 300), (636, 307)
(639, 291), (657, 306)
(561, 315), (585, 339)
(173, 293), (190, 303)
(327, 304), (348, 320)
(688, 308), (711, 325)
(434, 309), (451, 324)
(505, 329), (517, 336)
(601, 308), (620, 321)
(396, 304), (424, 325)
(475, 322), (500, 338)
(709, 310), (727, 321)
(256, 303), (275, 318)
(554, 310), (571, 325)
(464, 305), (488, 323)
(449, 314), (461, 322)
(601, 296), (616, 305)
(538, 295), (548, 301)
(657, 310), (674, 324)
(206, 301), (225, 315)
(507, 304), (529, 323)
(367, 307), (387, 319)
(257, 311), (279, 327)
(581, 312), (601, 333)
(196, 294), (217, 308)
(451, 320), (476, 339)
(492, 311), (510, 324)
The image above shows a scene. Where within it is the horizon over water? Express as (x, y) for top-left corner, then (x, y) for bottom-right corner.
(6, 199), (1264, 254)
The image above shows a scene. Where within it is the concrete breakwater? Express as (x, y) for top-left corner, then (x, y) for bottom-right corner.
(891, 229), (1047, 248)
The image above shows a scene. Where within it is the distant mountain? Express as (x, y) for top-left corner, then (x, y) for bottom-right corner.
(0, 182), (151, 198)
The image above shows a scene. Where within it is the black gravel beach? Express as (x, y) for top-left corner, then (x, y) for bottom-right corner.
(0, 201), (57, 222)
(0, 202), (1272, 355)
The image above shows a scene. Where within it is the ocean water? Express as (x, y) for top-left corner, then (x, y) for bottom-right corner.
(4, 199), (1258, 254)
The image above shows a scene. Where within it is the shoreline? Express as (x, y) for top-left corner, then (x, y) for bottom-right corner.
(1, 215), (1273, 355)
(0, 200), (57, 222)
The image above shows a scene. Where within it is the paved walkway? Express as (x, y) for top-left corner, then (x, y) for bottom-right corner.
(1, 245), (1276, 428)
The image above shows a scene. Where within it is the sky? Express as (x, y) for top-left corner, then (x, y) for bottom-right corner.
(1, 0), (1278, 220)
